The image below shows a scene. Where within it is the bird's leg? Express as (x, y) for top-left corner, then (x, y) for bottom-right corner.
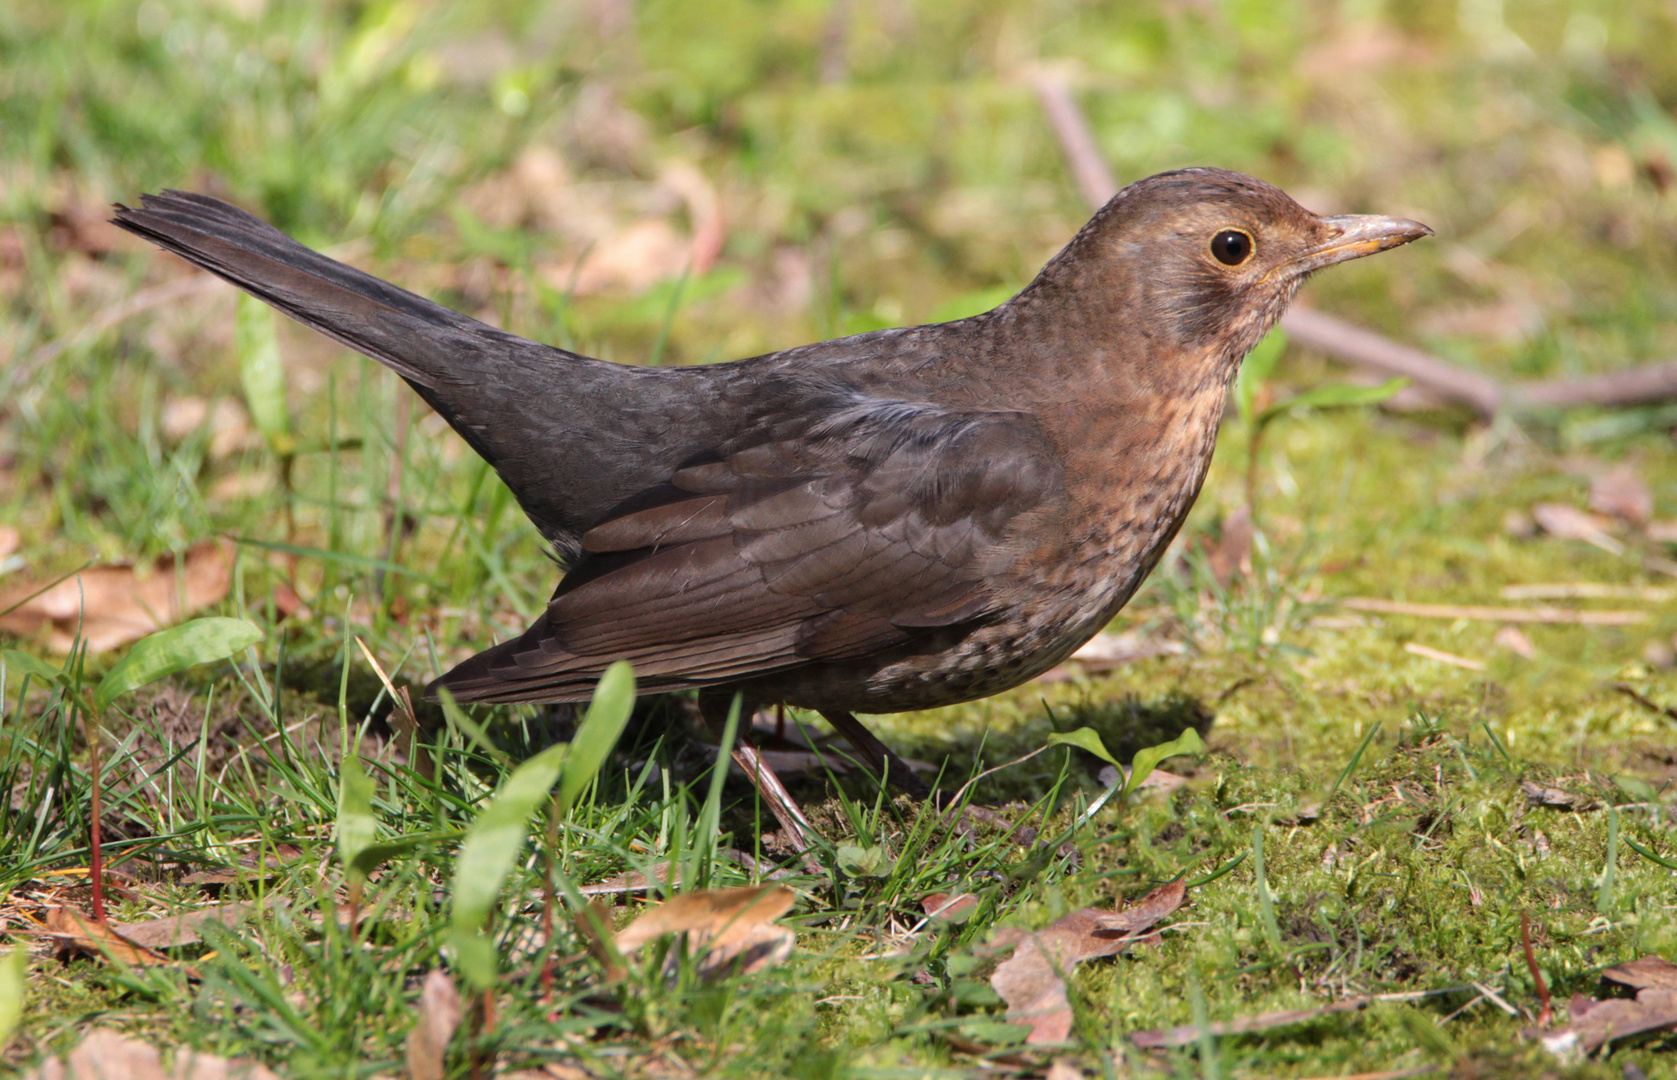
(817, 710), (933, 801)
(699, 689), (814, 852)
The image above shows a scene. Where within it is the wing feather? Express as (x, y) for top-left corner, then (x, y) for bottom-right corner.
(431, 395), (1066, 703)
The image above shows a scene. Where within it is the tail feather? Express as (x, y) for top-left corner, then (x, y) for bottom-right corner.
(110, 190), (690, 552)
(112, 191), (511, 390)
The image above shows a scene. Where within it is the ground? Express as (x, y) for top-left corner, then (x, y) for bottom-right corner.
(2, 0), (1677, 1076)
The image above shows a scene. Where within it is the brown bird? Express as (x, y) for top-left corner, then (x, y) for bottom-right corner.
(113, 169), (1428, 844)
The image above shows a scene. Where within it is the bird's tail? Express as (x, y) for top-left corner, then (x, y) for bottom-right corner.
(110, 190), (512, 392)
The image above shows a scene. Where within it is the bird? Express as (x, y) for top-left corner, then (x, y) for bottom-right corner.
(113, 169), (1430, 846)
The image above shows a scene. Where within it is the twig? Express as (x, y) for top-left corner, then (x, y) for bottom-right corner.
(1280, 307), (1501, 418)
(1404, 642), (1486, 671)
(1028, 68), (1118, 212)
(1521, 911), (1553, 1026)
(1342, 597), (1648, 625)
(1030, 73), (1677, 418)
(1512, 359), (1677, 411)
(1502, 583), (1677, 602)
(1613, 682), (1677, 723)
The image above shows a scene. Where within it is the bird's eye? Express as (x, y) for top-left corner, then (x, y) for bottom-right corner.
(1210, 229), (1254, 266)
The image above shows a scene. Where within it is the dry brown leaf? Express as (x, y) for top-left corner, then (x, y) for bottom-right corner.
(114, 899), (280, 949)
(1494, 625), (1536, 659)
(559, 218), (690, 295)
(1530, 503), (1624, 555)
(990, 880), (1186, 1045)
(613, 885), (796, 979)
(1036, 631), (1184, 682)
(1043, 1060), (1084, 1080)
(1601, 955), (1677, 993)
(1589, 463), (1652, 525)
(1206, 505), (1254, 586)
(41, 905), (171, 967)
(920, 893), (979, 924)
(161, 398), (255, 460)
(0, 540), (234, 653)
(581, 861), (679, 896)
(572, 899), (624, 980)
(181, 844), (303, 887)
(23, 1028), (282, 1080)
(404, 969), (462, 1080)
(1648, 520), (1677, 544)
(1521, 780), (1597, 812)
(1539, 989), (1677, 1060)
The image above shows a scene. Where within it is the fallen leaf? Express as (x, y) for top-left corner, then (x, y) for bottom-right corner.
(545, 218), (690, 296)
(1206, 505), (1253, 586)
(22, 1028), (282, 1080)
(1036, 631), (1184, 681)
(1589, 463), (1652, 525)
(0, 526), (18, 561)
(1043, 1060), (1084, 1080)
(0, 540), (234, 653)
(181, 844), (303, 887)
(613, 885), (796, 979)
(1530, 503), (1624, 555)
(581, 861), (679, 896)
(1601, 955), (1677, 993)
(40, 905), (170, 967)
(405, 970), (462, 1080)
(1521, 780), (1597, 812)
(161, 398), (256, 460)
(1494, 625), (1536, 659)
(114, 899), (281, 949)
(921, 893), (979, 923)
(990, 880), (1186, 1045)
(1538, 990), (1677, 1061)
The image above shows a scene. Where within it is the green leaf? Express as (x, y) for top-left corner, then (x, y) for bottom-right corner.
(337, 753), (379, 886)
(554, 661), (635, 815)
(1256, 377), (1408, 428)
(93, 618), (262, 711)
(1234, 326), (1287, 425)
(1045, 727), (1120, 767)
(3, 649), (64, 688)
(237, 294), (294, 455)
(449, 740), (569, 989)
(836, 844), (890, 878)
(0, 945), (27, 1046)
(1125, 728), (1206, 797)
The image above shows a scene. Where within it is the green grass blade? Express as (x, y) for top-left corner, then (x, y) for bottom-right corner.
(3, 649), (63, 687)
(555, 660), (636, 815)
(0, 945), (27, 1046)
(93, 618), (262, 711)
(336, 752), (378, 888)
(449, 741), (569, 989)
(1126, 728), (1206, 798)
(1045, 727), (1120, 767)
(237, 294), (294, 455)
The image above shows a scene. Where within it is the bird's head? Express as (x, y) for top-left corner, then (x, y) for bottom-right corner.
(1017, 168), (1431, 388)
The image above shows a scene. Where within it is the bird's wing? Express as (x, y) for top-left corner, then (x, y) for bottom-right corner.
(432, 397), (1065, 702)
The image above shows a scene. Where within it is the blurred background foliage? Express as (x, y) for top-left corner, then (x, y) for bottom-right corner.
(2, 0), (1676, 683)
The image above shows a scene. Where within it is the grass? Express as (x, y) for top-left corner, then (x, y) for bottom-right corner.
(4, 0), (1677, 1075)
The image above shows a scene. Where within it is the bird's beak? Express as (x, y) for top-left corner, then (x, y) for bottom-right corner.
(1289, 214), (1434, 274)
